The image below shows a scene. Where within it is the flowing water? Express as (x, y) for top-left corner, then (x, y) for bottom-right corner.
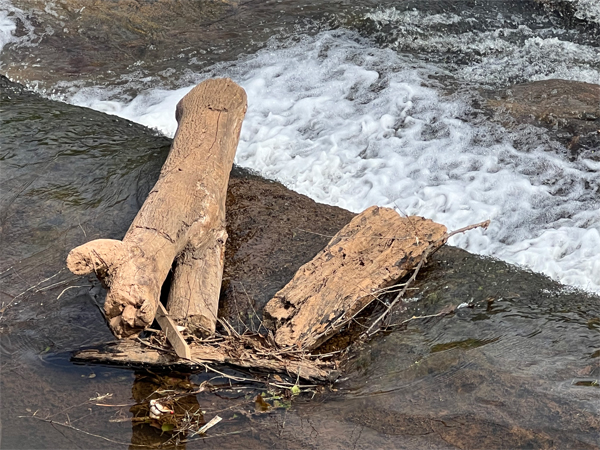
(1, 0), (599, 448)
(7, 0), (597, 293)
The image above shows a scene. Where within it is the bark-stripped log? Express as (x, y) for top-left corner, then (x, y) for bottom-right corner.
(67, 79), (247, 338)
(263, 206), (447, 351)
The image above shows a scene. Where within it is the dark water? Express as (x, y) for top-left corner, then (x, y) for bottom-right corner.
(1, 0), (600, 448)
(3, 0), (598, 94)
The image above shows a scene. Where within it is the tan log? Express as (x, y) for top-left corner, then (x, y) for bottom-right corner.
(66, 78), (247, 338)
(262, 206), (448, 351)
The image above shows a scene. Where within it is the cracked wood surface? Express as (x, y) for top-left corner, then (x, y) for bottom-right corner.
(66, 79), (247, 338)
(263, 206), (448, 351)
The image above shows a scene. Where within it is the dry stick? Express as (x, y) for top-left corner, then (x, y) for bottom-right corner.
(0, 269), (64, 317)
(56, 285), (88, 300)
(22, 414), (245, 446)
(137, 336), (171, 353)
(36, 278), (77, 292)
(18, 416), (149, 447)
(389, 310), (455, 328)
(364, 220), (490, 337)
(176, 429), (249, 444)
(218, 317), (241, 338)
(238, 281), (267, 334)
(229, 282), (251, 334)
(195, 359), (318, 389)
(193, 360), (259, 383)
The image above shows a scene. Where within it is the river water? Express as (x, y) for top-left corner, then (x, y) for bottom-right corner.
(4, 0), (598, 293)
(1, 0), (599, 448)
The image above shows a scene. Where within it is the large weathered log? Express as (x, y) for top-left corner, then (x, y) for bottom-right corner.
(263, 206), (447, 351)
(67, 79), (247, 338)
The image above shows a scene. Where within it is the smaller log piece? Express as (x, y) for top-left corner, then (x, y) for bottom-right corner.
(263, 206), (447, 351)
(66, 79), (247, 338)
(73, 338), (335, 381)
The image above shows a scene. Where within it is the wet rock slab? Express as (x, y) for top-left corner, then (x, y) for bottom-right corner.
(2, 0), (337, 90)
(485, 79), (600, 158)
(2, 76), (599, 449)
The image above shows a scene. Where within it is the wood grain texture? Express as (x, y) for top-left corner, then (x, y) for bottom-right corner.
(155, 303), (191, 360)
(66, 79), (247, 338)
(263, 206), (447, 350)
(73, 337), (335, 381)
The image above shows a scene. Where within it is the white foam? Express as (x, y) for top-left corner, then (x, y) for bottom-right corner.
(573, 0), (600, 24)
(59, 31), (600, 294)
(0, 0), (36, 56)
(67, 84), (194, 136)
(365, 9), (463, 26)
(459, 36), (600, 86)
(0, 0), (17, 53)
(364, 7), (600, 87)
(541, 0), (600, 25)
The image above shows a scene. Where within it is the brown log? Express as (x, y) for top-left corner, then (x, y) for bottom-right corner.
(72, 337), (336, 381)
(262, 206), (447, 351)
(66, 79), (247, 338)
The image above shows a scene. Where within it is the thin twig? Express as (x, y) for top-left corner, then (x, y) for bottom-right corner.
(19, 416), (150, 447)
(364, 220), (490, 336)
(238, 281), (266, 334)
(36, 278), (77, 292)
(230, 283), (250, 334)
(136, 337), (170, 353)
(218, 317), (241, 338)
(193, 361), (259, 383)
(387, 310), (455, 328)
(57, 285), (88, 300)
(0, 269), (65, 317)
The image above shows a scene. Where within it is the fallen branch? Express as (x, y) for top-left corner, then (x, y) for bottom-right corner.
(73, 332), (337, 382)
(263, 206), (449, 351)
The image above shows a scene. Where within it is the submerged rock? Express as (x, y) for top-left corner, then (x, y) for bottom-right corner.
(485, 79), (600, 159)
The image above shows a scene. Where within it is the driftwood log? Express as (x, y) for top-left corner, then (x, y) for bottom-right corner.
(65, 80), (470, 381)
(66, 78), (247, 338)
(263, 206), (447, 350)
(72, 206), (451, 381)
(73, 336), (337, 381)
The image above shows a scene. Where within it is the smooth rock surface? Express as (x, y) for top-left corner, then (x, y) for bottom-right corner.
(485, 79), (600, 158)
